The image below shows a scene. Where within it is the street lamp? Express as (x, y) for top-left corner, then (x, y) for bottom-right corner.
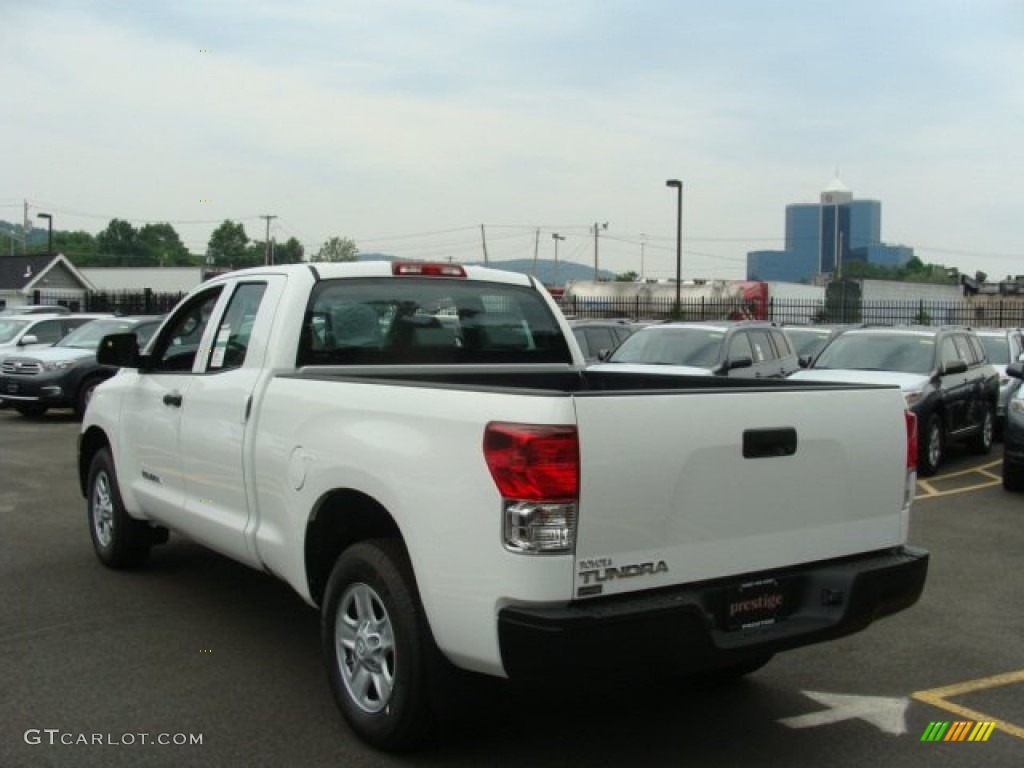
(665, 180), (682, 314)
(551, 233), (565, 285)
(36, 212), (53, 256)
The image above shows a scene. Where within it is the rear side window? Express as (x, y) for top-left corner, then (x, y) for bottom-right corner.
(298, 277), (572, 366)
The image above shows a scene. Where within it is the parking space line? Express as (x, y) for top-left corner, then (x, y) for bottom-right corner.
(912, 669), (1024, 740)
(915, 479), (1001, 500)
(914, 459), (1004, 500)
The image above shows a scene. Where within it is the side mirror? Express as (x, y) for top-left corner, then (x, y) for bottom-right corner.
(18, 334), (39, 346)
(941, 360), (968, 375)
(798, 355), (812, 369)
(97, 333), (143, 368)
(721, 356), (753, 373)
(1007, 361), (1024, 380)
(597, 348), (611, 361)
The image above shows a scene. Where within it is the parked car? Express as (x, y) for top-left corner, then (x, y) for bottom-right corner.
(790, 325), (999, 475)
(568, 318), (646, 362)
(783, 324), (852, 367)
(0, 304), (71, 316)
(0, 313), (111, 364)
(972, 327), (1024, 439)
(0, 315), (162, 418)
(1002, 361), (1024, 490)
(591, 320), (801, 378)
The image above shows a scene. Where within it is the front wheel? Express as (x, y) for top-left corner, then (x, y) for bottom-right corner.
(87, 448), (152, 568)
(75, 376), (103, 419)
(322, 539), (446, 751)
(15, 403), (48, 418)
(1003, 458), (1024, 492)
(918, 413), (944, 476)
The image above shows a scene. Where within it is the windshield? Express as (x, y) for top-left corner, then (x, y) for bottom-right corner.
(0, 319), (31, 344)
(56, 319), (153, 350)
(812, 333), (935, 374)
(785, 328), (833, 359)
(608, 328), (724, 368)
(978, 336), (1008, 365)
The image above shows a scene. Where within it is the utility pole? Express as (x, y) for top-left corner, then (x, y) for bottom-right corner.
(23, 200), (31, 254)
(592, 221), (608, 280)
(551, 233), (565, 286)
(639, 233), (647, 280)
(260, 214), (277, 265)
(532, 228), (540, 277)
(480, 224), (489, 265)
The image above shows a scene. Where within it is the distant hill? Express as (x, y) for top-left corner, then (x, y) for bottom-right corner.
(357, 252), (616, 285)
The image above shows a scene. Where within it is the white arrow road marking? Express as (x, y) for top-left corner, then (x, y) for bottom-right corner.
(780, 691), (909, 735)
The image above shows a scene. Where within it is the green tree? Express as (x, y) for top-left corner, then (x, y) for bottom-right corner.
(96, 219), (139, 261)
(314, 236), (359, 262)
(138, 222), (191, 266)
(615, 271), (639, 282)
(53, 231), (98, 264)
(273, 237), (305, 264)
(207, 220), (250, 267)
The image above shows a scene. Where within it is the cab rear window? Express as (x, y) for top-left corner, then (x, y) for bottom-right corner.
(298, 277), (572, 366)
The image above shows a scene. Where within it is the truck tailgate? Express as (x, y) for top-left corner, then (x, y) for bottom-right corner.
(571, 385), (909, 598)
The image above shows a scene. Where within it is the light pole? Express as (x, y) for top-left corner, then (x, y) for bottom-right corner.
(639, 233), (647, 280)
(36, 212), (53, 256)
(665, 180), (682, 315)
(551, 233), (565, 286)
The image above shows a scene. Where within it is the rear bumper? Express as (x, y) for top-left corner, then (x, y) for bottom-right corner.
(498, 546), (928, 681)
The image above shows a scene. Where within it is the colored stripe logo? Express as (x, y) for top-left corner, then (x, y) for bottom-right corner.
(921, 721), (996, 742)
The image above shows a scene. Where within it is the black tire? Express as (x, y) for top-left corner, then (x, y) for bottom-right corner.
(321, 539), (447, 751)
(15, 403), (48, 418)
(1003, 458), (1024, 492)
(918, 413), (943, 476)
(87, 448), (152, 568)
(75, 376), (103, 419)
(969, 403), (994, 455)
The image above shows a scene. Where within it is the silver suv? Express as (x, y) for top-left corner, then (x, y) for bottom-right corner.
(591, 321), (800, 379)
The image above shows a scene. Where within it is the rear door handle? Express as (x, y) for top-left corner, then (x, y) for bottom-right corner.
(163, 393), (183, 408)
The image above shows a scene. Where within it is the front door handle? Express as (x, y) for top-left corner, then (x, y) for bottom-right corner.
(163, 393), (183, 408)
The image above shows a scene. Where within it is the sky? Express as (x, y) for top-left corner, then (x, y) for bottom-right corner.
(2, 0), (1022, 282)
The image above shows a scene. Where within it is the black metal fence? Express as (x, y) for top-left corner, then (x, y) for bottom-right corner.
(560, 296), (1024, 328)
(33, 289), (186, 315)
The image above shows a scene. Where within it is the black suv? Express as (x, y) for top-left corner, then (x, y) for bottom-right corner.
(591, 320), (800, 378)
(791, 325), (999, 475)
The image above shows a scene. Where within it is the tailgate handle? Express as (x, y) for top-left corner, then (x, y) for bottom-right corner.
(743, 428), (797, 458)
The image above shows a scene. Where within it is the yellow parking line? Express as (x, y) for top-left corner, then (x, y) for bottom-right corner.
(914, 479), (1001, 500)
(913, 670), (1024, 740)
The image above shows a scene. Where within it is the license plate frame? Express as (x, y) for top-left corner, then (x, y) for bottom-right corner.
(721, 577), (798, 631)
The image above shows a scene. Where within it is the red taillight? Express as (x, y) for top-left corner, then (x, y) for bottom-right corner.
(392, 262), (467, 277)
(905, 410), (918, 470)
(483, 422), (579, 501)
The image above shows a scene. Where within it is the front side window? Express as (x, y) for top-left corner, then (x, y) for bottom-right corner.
(26, 319), (63, 344)
(207, 283), (267, 371)
(149, 288), (224, 372)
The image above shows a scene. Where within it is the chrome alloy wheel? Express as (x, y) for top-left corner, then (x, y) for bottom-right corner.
(91, 470), (115, 549)
(335, 582), (396, 714)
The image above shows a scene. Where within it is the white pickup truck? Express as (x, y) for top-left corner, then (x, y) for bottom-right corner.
(79, 261), (928, 750)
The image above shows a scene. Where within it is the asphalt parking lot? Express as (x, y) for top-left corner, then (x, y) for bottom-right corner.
(1, 410), (1022, 767)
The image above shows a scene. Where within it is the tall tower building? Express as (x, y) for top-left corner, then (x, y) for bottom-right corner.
(748, 176), (901, 282)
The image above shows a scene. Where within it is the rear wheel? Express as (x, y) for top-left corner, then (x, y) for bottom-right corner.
(322, 539), (448, 751)
(969, 403), (994, 454)
(918, 413), (944, 476)
(87, 448), (152, 568)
